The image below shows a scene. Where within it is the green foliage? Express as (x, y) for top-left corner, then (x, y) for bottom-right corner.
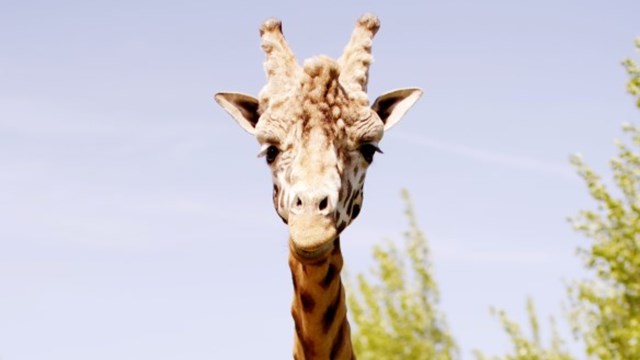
(347, 189), (458, 360)
(349, 38), (640, 360)
(623, 38), (640, 107)
(476, 37), (640, 360)
(566, 38), (640, 360)
(474, 298), (574, 360)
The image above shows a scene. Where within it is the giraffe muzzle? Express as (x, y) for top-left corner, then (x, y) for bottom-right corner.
(288, 213), (337, 259)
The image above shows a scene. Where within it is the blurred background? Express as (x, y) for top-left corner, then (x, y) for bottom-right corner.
(1, 0), (639, 358)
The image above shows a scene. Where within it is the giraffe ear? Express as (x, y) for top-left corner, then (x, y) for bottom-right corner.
(371, 88), (423, 131)
(214, 92), (260, 135)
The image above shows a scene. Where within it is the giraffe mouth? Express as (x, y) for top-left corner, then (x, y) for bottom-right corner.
(288, 213), (337, 260)
(291, 241), (334, 262)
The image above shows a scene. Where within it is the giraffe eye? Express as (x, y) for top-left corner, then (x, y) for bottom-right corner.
(266, 145), (280, 164)
(359, 143), (382, 164)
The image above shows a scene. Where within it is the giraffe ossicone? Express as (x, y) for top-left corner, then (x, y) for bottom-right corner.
(215, 13), (421, 359)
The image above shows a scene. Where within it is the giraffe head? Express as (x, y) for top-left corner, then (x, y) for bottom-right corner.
(215, 14), (421, 261)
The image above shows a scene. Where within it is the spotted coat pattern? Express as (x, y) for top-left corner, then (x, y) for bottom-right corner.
(214, 13), (422, 360)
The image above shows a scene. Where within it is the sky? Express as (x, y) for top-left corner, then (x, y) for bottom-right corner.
(1, 0), (639, 359)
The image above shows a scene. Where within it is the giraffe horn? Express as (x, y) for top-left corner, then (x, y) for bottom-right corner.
(259, 18), (300, 104)
(338, 13), (381, 102)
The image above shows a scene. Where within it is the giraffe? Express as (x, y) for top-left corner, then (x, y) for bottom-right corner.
(214, 14), (422, 359)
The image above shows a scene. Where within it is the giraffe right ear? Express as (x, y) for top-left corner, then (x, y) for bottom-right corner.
(371, 88), (423, 131)
(214, 92), (260, 135)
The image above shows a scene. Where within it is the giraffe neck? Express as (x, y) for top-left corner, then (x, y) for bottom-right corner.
(288, 238), (354, 360)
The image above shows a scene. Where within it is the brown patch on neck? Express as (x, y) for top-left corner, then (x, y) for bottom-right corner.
(289, 238), (354, 359)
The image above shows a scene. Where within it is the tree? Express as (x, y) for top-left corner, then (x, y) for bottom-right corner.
(567, 37), (640, 360)
(474, 298), (574, 360)
(623, 38), (640, 107)
(482, 37), (640, 360)
(347, 189), (458, 360)
(349, 38), (640, 360)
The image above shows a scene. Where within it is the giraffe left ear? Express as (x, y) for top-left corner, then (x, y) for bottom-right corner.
(371, 88), (423, 131)
(214, 92), (261, 135)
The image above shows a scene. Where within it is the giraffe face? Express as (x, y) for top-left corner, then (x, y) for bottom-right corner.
(253, 61), (385, 257)
(255, 58), (384, 257)
(214, 15), (422, 260)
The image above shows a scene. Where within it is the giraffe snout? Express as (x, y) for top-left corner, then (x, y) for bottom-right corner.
(289, 190), (337, 217)
(287, 188), (339, 259)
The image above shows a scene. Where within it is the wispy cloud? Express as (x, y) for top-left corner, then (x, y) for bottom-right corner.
(346, 228), (552, 265)
(395, 132), (575, 179)
(430, 239), (552, 264)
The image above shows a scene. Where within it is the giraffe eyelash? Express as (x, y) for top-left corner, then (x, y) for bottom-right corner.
(359, 143), (383, 164)
(258, 144), (281, 164)
(257, 145), (270, 158)
(359, 142), (383, 154)
(257, 144), (278, 157)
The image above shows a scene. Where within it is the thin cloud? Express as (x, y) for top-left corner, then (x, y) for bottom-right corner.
(346, 229), (551, 265)
(431, 240), (551, 264)
(395, 132), (575, 179)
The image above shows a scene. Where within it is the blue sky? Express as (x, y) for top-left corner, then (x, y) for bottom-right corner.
(1, 0), (639, 358)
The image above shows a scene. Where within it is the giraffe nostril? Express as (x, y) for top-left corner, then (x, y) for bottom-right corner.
(318, 197), (328, 211)
(296, 197), (303, 207)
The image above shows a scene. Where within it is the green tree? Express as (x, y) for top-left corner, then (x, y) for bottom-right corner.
(349, 38), (640, 360)
(482, 37), (640, 360)
(474, 298), (574, 360)
(347, 189), (458, 360)
(567, 37), (640, 360)
(623, 38), (640, 107)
